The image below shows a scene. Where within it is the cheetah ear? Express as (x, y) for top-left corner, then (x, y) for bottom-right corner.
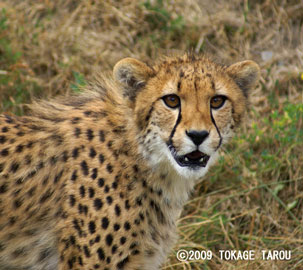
(113, 58), (155, 100)
(226, 60), (260, 97)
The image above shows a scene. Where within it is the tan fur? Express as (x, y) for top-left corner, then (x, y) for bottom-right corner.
(0, 54), (259, 270)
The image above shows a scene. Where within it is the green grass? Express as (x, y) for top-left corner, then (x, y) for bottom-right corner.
(0, 8), (41, 115)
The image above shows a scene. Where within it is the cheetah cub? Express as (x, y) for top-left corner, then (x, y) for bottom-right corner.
(0, 54), (259, 270)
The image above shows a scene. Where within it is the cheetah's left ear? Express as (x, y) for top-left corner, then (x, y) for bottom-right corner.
(113, 58), (155, 101)
(226, 60), (260, 97)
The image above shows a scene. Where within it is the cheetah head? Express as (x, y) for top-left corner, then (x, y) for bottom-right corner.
(114, 54), (260, 180)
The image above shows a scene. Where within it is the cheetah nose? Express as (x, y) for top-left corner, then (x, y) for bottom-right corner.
(186, 130), (209, 146)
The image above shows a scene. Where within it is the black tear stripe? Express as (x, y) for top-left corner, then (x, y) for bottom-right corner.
(210, 110), (222, 151)
(167, 107), (182, 146)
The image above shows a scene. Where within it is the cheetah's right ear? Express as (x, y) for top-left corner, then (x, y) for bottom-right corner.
(113, 58), (155, 101)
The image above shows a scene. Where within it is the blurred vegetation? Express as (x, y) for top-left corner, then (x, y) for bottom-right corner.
(0, 0), (302, 269)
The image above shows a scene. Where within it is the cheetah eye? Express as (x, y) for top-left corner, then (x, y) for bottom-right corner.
(162, 94), (180, 109)
(210, 95), (227, 109)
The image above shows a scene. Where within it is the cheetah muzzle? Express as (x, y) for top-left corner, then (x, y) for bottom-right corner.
(168, 145), (210, 168)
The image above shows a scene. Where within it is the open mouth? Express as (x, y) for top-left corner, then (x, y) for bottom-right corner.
(169, 146), (210, 168)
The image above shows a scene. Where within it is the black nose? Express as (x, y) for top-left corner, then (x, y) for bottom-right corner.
(186, 130), (209, 146)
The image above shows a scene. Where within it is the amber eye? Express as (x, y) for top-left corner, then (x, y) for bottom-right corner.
(210, 95), (227, 109)
(162, 94), (180, 109)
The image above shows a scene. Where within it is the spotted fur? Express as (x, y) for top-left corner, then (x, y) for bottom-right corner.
(0, 54), (259, 270)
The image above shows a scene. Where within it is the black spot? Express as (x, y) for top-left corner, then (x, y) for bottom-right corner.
(132, 165), (139, 173)
(9, 216), (17, 225)
(101, 217), (109, 229)
(54, 170), (63, 183)
(2, 126), (8, 132)
(112, 245), (118, 254)
(98, 178), (105, 187)
(106, 256), (111, 264)
(89, 147), (97, 158)
(99, 130), (105, 142)
(13, 199), (22, 209)
(120, 237), (126, 245)
(91, 168), (98, 180)
(113, 223), (120, 231)
(211, 80), (215, 90)
(124, 222), (131, 231)
(42, 176), (49, 186)
(117, 256), (129, 269)
(78, 256), (83, 265)
(125, 200), (130, 210)
(79, 186), (86, 198)
(16, 131), (24, 137)
(83, 245), (91, 258)
(94, 198), (103, 210)
(69, 235), (76, 245)
(50, 156), (58, 165)
(99, 153), (105, 164)
(69, 195), (76, 207)
(139, 212), (145, 221)
(10, 162), (19, 173)
(12, 247), (26, 257)
(84, 110), (92, 116)
(115, 204), (121, 216)
(86, 129), (94, 141)
(0, 136), (6, 144)
(136, 196), (142, 206)
(88, 221), (96, 234)
(107, 140), (113, 149)
(68, 259), (74, 268)
(1, 148), (9, 156)
(80, 160), (89, 176)
(105, 234), (113, 246)
(104, 185), (110, 193)
(112, 181), (118, 189)
(73, 219), (83, 237)
(5, 115), (14, 123)
(95, 235), (100, 243)
(97, 248), (105, 261)
(74, 127), (81, 138)
(131, 249), (140, 255)
(72, 148), (79, 159)
(134, 219), (140, 225)
(71, 117), (81, 124)
(71, 170), (78, 181)
(62, 151), (69, 162)
(26, 141), (34, 148)
(0, 183), (8, 193)
(88, 187), (95, 198)
(27, 186), (36, 197)
(106, 196), (113, 205)
(106, 163), (113, 173)
(94, 264), (100, 269)
(177, 80), (181, 91)
(130, 242), (138, 249)
(78, 203), (88, 215)
(40, 189), (53, 203)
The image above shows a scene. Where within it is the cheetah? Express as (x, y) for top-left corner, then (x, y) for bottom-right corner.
(0, 54), (259, 270)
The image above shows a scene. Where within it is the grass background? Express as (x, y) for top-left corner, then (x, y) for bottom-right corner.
(0, 0), (302, 269)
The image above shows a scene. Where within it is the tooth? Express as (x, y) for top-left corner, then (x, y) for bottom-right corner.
(199, 157), (204, 162)
(185, 157), (189, 162)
